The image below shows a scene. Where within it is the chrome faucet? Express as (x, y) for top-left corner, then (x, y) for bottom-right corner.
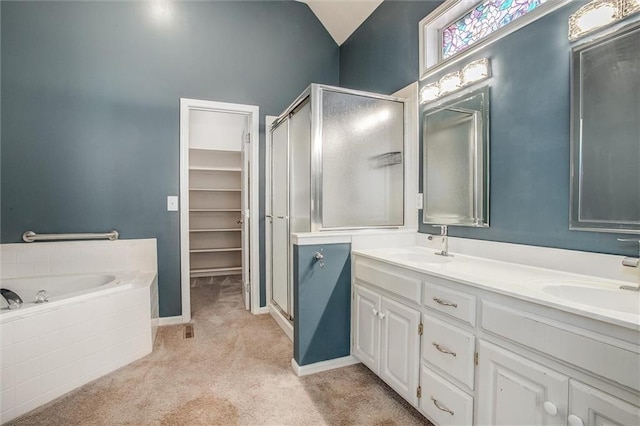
(428, 225), (452, 257)
(1, 288), (24, 309)
(618, 239), (640, 291)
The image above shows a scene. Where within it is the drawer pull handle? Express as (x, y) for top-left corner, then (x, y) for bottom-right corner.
(372, 308), (379, 317)
(433, 342), (457, 357)
(378, 312), (386, 319)
(430, 396), (454, 416)
(433, 297), (458, 308)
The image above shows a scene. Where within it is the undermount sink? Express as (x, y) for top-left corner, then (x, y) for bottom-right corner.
(387, 251), (453, 264)
(541, 281), (640, 315)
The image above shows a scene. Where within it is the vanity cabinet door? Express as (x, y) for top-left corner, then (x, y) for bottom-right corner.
(379, 297), (421, 407)
(353, 285), (381, 373)
(477, 340), (569, 426)
(568, 381), (640, 426)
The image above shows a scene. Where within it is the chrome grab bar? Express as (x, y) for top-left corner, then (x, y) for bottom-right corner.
(22, 230), (119, 243)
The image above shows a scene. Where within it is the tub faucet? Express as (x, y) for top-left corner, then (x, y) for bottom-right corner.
(1, 288), (23, 309)
(618, 239), (640, 291)
(428, 225), (452, 257)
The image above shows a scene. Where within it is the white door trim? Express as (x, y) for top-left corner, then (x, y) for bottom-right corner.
(179, 98), (260, 323)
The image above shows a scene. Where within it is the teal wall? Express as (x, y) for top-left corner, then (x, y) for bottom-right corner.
(293, 243), (351, 366)
(340, 1), (638, 258)
(0, 1), (339, 316)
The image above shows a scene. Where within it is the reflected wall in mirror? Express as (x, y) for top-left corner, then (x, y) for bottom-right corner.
(570, 22), (640, 234)
(423, 86), (490, 227)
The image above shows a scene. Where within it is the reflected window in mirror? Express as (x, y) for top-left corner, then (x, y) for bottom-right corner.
(423, 86), (490, 227)
(570, 21), (640, 234)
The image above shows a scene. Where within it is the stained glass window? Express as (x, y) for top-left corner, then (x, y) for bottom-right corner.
(442, 0), (548, 59)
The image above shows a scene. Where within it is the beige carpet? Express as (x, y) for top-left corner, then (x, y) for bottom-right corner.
(9, 276), (431, 425)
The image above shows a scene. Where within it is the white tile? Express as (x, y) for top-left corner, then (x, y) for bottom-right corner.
(48, 248), (68, 275)
(37, 310), (63, 336)
(40, 347), (69, 372)
(14, 376), (40, 406)
(13, 337), (43, 362)
(41, 364), (80, 393)
(39, 329), (62, 355)
(19, 245), (49, 273)
(0, 322), (15, 347)
(1, 344), (17, 368)
(1, 367), (15, 391)
(1, 387), (15, 415)
(0, 259), (17, 279)
(13, 315), (42, 343)
(14, 357), (40, 385)
(0, 245), (18, 264)
(13, 394), (44, 419)
(0, 408), (16, 424)
(16, 263), (34, 277)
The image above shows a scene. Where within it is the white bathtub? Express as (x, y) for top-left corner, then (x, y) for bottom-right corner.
(1, 273), (122, 313)
(0, 269), (158, 423)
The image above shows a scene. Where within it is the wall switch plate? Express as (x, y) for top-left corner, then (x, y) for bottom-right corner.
(416, 193), (423, 210)
(167, 196), (179, 211)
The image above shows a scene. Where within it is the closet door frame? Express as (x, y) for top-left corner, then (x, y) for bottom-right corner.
(179, 98), (261, 323)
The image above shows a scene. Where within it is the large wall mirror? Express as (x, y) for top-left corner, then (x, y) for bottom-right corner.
(422, 86), (490, 227)
(570, 22), (640, 234)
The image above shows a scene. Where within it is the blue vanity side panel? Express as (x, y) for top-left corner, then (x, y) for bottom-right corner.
(293, 243), (352, 366)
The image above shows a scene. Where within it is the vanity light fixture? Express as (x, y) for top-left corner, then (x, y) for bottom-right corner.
(569, 0), (640, 41)
(420, 58), (491, 104)
(439, 72), (463, 95)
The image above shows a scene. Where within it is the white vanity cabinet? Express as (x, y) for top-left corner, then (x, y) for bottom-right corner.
(352, 258), (423, 406)
(352, 283), (421, 406)
(476, 340), (569, 426)
(351, 251), (640, 426)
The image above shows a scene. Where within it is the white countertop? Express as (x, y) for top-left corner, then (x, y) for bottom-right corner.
(352, 246), (640, 331)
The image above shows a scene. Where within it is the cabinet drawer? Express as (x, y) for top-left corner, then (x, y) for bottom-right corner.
(354, 259), (422, 304)
(422, 314), (475, 389)
(420, 365), (473, 426)
(481, 300), (640, 391)
(424, 281), (476, 326)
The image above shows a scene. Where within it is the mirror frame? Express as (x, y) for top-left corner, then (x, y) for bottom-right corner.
(569, 21), (640, 235)
(422, 86), (490, 227)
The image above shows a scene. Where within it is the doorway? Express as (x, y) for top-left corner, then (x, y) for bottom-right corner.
(179, 98), (260, 323)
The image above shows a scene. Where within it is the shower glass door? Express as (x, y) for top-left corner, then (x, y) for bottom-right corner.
(317, 88), (405, 229)
(270, 119), (290, 318)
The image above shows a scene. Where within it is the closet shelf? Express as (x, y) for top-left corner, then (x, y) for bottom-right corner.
(190, 209), (241, 212)
(190, 228), (241, 233)
(190, 247), (242, 253)
(190, 166), (241, 172)
(191, 266), (242, 276)
(189, 188), (241, 192)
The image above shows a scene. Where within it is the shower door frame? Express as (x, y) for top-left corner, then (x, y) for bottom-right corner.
(309, 84), (408, 232)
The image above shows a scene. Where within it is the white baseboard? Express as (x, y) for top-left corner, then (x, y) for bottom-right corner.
(269, 305), (293, 341)
(253, 306), (270, 315)
(291, 355), (360, 377)
(158, 316), (184, 326)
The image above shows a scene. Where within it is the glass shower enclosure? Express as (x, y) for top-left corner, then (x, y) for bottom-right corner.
(269, 84), (405, 320)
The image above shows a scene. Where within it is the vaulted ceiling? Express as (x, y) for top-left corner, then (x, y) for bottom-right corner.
(300, 0), (384, 45)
